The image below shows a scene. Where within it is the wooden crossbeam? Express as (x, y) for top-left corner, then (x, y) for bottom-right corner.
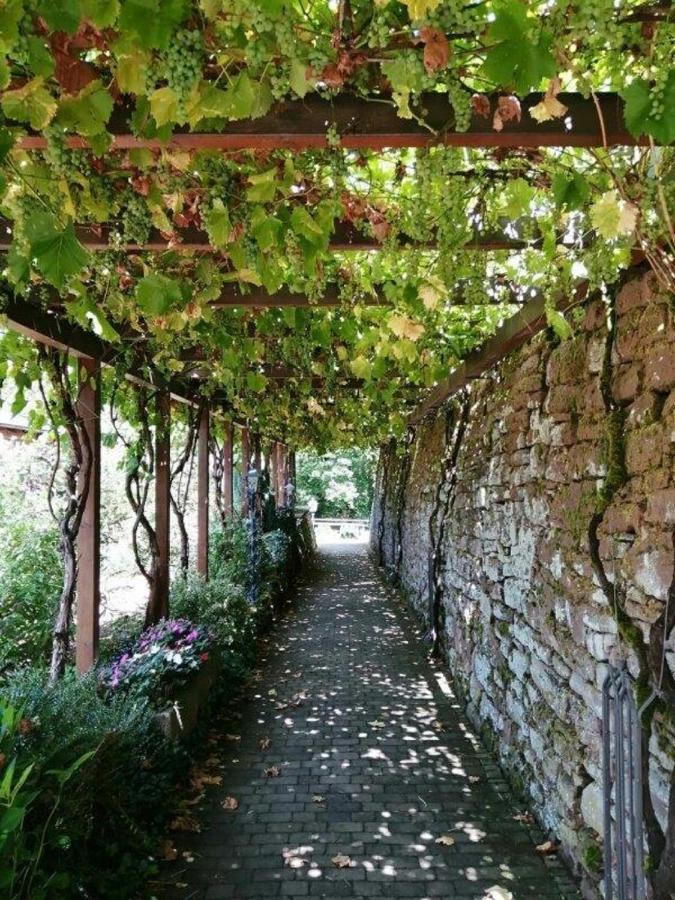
(407, 283), (589, 424)
(209, 283), (522, 308)
(15, 93), (643, 151)
(0, 218), (545, 252)
(2, 292), (199, 406)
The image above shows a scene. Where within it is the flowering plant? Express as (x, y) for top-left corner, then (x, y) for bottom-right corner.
(101, 619), (212, 704)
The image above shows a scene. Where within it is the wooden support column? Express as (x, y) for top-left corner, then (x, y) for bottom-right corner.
(277, 444), (286, 506)
(241, 426), (251, 515)
(75, 358), (101, 673)
(197, 405), (210, 579)
(253, 432), (261, 471)
(155, 390), (171, 620)
(223, 421), (234, 519)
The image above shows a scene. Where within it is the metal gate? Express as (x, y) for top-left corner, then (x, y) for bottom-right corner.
(602, 664), (645, 900)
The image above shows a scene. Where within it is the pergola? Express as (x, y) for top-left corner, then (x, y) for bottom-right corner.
(0, 4), (669, 679)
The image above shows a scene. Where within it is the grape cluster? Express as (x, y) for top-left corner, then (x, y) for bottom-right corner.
(650, 66), (669, 121)
(119, 190), (153, 245)
(446, 80), (471, 132)
(44, 128), (92, 179)
(162, 29), (203, 117)
(366, 13), (391, 50)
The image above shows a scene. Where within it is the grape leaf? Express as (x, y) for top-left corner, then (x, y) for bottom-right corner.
(623, 74), (675, 145)
(290, 59), (313, 98)
(24, 214), (89, 288)
(0, 128), (15, 162)
(350, 356), (371, 379)
(55, 80), (113, 136)
(37, 0), (82, 34)
(25, 35), (55, 78)
(552, 172), (589, 211)
(590, 190), (638, 239)
(150, 86), (179, 127)
(482, 0), (555, 93)
(203, 199), (232, 248)
(1, 78), (57, 130)
(0, 0), (22, 54)
(118, 0), (189, 51)
(115, 49), (149, 94)
(246, 168), (279, 203)
(136, 273), (182, 316)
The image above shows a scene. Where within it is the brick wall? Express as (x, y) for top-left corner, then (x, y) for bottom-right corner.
(371, 268), (675, 897)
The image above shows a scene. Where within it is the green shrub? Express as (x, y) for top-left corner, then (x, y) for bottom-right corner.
(0, 524), (62, 673)
(171, 575), (257, 680)
(0, 669), (186, 899)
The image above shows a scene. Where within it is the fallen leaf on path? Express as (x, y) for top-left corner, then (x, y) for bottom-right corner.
(483, 887), (514, 900)
(170, 814), (201, 833)
(536, 839), (559, 855)
(332, 854), (353, 868)
(468, 775), (481, 783)
(312, 795), (326, 803)
(221, 796), (239, 811)
(282, 848), (306, 868)
(160, 839), (178, 861)
(265, 765), (281, 777)
(435, 834), (456, 846)
(368, 720), (385, 729)
(513, 811), (535, 825)
(259, 737), (271, 750)
(225, 733), (241, 742)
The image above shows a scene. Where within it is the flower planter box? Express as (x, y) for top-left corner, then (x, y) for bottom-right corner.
(153, 651), (220, 741)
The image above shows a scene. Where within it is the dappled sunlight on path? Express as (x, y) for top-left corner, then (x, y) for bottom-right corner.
(160, 544), (579, 900)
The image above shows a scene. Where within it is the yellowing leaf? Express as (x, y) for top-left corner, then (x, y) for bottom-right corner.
(150, 86), (179, 127)
(331, 854), (353, 868)
(1, 77), (56, 129)
(388, 313), (425, 341)
(350, 356), (371, 379)
(420, 280), (444, 310)
(403, 0), (441, 20)
(435, 834), (456, 846)
(590, 190), (639, 240)
(529, 77), (568, 123)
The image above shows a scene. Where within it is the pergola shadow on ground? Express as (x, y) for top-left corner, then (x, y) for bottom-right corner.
(159, 541), (579, 900)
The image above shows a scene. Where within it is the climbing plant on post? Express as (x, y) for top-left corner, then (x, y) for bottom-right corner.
(110, 380), (167, 626)
(170, 401), (200, 576)
(37, 348), (94, 684)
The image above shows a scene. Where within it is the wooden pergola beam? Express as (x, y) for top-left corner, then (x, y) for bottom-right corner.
(408, 283), (589, 424)
(15, 93), (643, 151)
(2, 293), (199, 404)
(0, 218), (549, 252)
(209, 283), (522, 309)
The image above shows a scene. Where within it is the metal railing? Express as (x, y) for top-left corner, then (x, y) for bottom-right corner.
(602, 664), (645, 900)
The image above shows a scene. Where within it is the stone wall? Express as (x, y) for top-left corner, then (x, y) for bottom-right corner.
(371, 268), (675, 897)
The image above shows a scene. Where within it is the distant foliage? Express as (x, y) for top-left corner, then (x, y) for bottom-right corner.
(297, 449), (376, 518)
(0, 519), (62, 673)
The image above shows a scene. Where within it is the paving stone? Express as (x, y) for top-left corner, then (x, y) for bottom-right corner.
(160, 543), (580, 900)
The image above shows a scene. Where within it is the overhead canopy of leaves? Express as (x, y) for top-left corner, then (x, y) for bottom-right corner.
(0, 0), (672, 449)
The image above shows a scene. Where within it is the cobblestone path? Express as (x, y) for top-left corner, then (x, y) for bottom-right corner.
(163, 542), (579, 900)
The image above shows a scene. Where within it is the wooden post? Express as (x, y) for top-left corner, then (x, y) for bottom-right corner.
(253, 432), (261, 471)
(155, 391), (171, 620)
(197, 405), (210, 579)
(241, 426), (251, 515)
(75, 358), (100, 673)
(223, 421), (234, 519)
(276, 444), (285, 506)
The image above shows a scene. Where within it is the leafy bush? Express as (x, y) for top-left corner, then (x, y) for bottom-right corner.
(101, 619), (212, 704)
(0, 523), (62, 673)
(1, 669), (186, 898)
(170, 575), (256, 679)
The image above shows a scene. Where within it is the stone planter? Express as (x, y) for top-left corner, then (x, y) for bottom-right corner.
(154, 652), (220, 741)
